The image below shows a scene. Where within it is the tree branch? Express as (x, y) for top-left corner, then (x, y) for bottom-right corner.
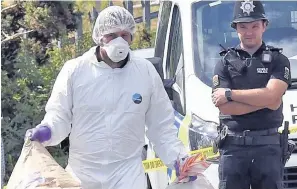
(2, 31), (9, 38)
(1, 30), (35, 44)
(1, 4), (18, 13)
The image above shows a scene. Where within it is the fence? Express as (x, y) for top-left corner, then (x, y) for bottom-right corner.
(73, 0), (159, 46)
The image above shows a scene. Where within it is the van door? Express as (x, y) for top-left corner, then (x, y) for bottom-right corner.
(147, 2), (175, 189)
(163, 5), (186, 115)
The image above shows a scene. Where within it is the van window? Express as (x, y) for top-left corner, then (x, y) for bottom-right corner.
(154, 1), (172, 60)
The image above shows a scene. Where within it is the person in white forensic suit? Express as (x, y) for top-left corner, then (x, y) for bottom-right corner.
(25, 6), (193, 189)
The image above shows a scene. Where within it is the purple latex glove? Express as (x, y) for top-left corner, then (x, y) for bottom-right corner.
(26, 126), (51, 143)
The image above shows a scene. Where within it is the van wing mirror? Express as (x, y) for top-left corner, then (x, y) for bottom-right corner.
(146, 57), (164, 80)
(163, 78), (175, 100)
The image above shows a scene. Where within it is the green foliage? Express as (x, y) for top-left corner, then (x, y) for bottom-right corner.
(1, 3), (25, 78)
(1, 30), (96, 183)
(23, 1), (77, 66)
(75, 32), (95, 56)
(131, 23), (155, 50)
(1, 41), (60, 183)
(1, 1), (78, 183)
(23, 1), (77, 37)
(1, 1), (77, 80)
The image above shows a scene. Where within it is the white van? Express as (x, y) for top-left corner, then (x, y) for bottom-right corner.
(134, 0), (297, 189)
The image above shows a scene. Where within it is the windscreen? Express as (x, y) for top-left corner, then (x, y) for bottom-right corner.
(192, 1), (297, 87)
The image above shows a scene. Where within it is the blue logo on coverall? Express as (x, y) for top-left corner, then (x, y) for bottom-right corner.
(132, 93), (142, 104)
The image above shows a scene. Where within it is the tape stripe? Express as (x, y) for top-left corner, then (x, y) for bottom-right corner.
(175, 117), (182, 124)
(167, 168), (172, 180)
(174, 111), (184, 121)
(174, 120), (181, 129)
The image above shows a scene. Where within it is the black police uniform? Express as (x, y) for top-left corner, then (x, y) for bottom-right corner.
(212, 1), (292, 189)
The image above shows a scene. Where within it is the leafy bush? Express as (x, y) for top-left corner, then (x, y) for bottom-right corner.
(1, 38), (72, 183)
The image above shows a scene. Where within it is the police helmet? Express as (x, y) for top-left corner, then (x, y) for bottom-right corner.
(231, 0), (269, 29)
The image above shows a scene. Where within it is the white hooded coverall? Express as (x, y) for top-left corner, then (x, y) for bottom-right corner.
(39, 47), (188, 189)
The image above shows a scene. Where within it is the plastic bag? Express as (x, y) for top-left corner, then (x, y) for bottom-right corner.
(6, 140), (81, 189)
(166, 176), (214, 189)
(166, 153), (213, 189)
(175, 153), (211, 183)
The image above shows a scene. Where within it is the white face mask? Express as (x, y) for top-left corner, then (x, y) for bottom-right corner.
(101, 37), (130, 62)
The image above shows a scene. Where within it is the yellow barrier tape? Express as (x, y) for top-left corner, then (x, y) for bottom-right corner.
(142, 158), (167, 172)
(288, 125), (297, 134)
(142, 147), (218, 173)
(278, 124), (297, 134)
(189, 147), (215, 156)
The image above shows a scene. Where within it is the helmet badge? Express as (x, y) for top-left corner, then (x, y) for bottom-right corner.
(240, 0), (256, 15)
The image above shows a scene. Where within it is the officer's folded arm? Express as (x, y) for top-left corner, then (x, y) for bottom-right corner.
(231, 78), (288, 107)
(213, 61), (270, 115)
(145, 64), (188, 169)
(213, 84), (266, 115)
(217, 101), (264, 115)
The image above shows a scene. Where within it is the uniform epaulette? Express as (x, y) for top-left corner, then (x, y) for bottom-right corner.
(266, 45), (283, 53)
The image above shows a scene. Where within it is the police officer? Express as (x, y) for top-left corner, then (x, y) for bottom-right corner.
(211, 0), (291, 189)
